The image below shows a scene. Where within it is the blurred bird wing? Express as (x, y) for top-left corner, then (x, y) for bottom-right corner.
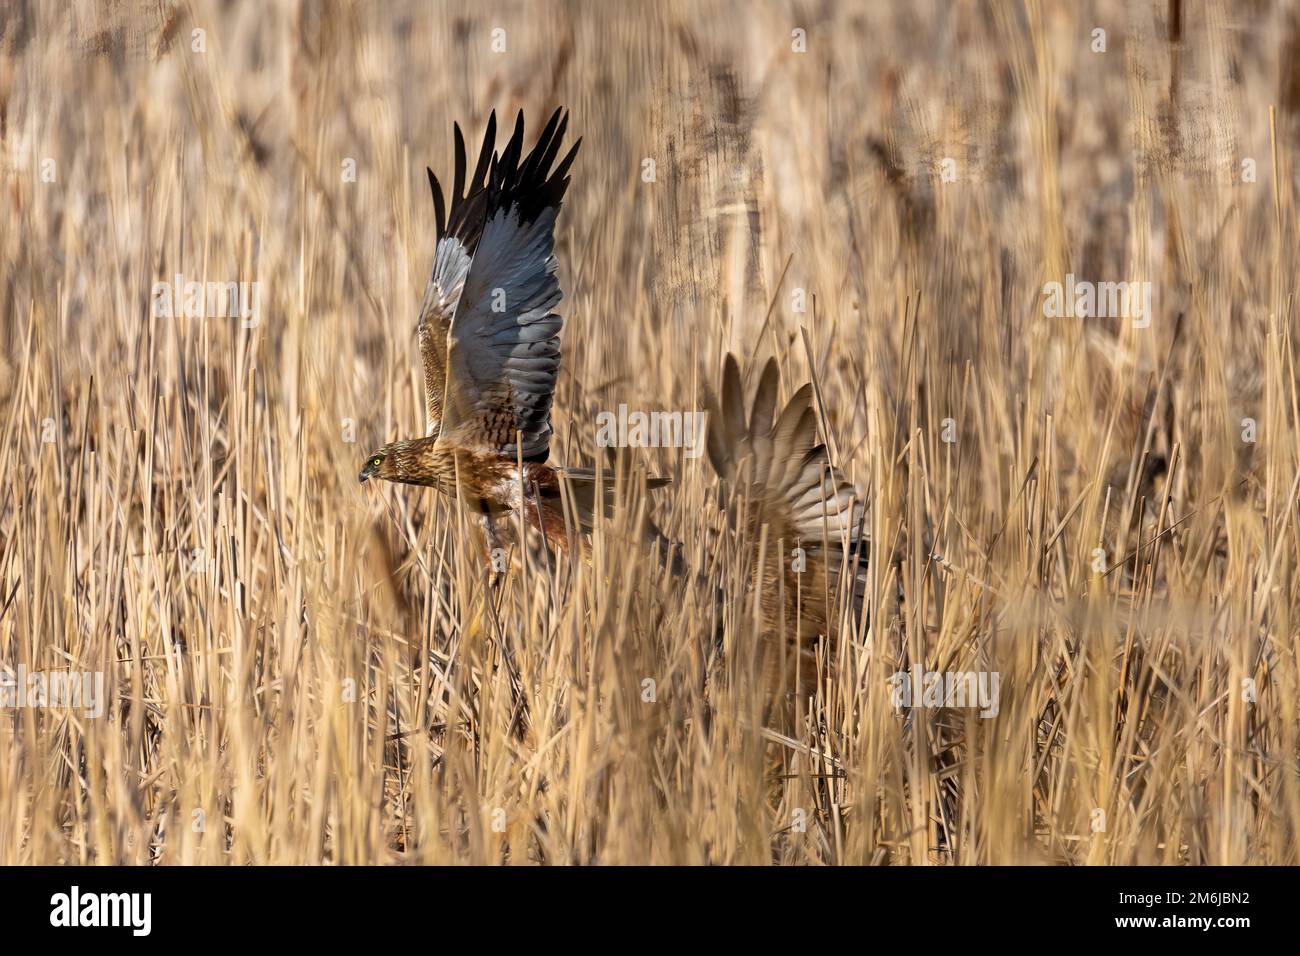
(767, 385), (862, 543)
(707, 355), (864, 548)
(439, 109), (579, 462)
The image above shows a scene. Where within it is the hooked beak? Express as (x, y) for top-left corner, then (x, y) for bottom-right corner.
(359, 461), (379, 483)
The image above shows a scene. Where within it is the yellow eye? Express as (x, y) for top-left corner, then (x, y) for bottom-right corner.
(372, 457), (382, 467)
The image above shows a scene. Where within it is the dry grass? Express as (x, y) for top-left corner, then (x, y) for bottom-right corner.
(2, 0), (1299, 865)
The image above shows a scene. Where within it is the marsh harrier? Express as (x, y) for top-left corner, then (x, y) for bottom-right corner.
(360, 109), (665, 554)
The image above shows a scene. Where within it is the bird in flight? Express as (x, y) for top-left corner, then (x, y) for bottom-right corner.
(704, 354), (869, 702)
(360, 109), (665, 559)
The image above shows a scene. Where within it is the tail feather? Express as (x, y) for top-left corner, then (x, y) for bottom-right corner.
(558, 467), (671, 488)
(554, 467), (685, 574)
(554, 467), (671, 534)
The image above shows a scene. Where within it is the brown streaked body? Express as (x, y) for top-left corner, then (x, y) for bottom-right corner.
(360, 436), (577, 553)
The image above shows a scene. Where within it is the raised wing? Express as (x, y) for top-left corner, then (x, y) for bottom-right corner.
(438, 108), (580, 462)
(705, 355), (864, 550)
(418, 113), (499, 436)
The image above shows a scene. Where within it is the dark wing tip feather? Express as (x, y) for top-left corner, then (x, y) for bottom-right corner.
(471, 111), (497, 190)
(484, 108), (579, 226)
(553, 137), (581, 183)
(528, 109), (567, 179)
(435, 112), (502, 252)
(426, 167), (446, 239)
(452, 122), (467, 203)
(430, 108), (579, 254)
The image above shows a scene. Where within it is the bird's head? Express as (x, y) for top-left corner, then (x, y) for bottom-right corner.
(359, 438), (436, 485)
(358, 445), (394, 483)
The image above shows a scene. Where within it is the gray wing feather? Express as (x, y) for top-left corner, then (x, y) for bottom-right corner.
(442, 206), (564, 460)
(437, 109), (579, 462)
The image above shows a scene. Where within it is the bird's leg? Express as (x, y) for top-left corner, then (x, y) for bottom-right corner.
(477, 498), (507, 576)
(484, 517), (503, 571)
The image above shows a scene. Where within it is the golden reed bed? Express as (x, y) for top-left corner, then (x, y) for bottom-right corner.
(1, 0), (1298, 865)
